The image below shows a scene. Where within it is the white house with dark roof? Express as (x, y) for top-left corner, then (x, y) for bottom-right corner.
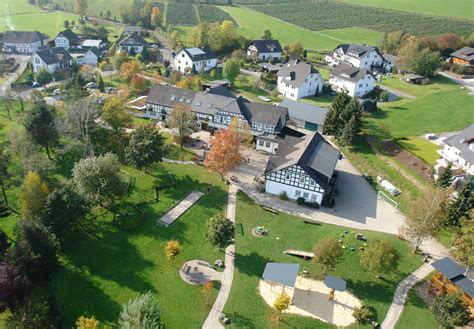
(326, 43), (390, 72)
(2, 31), (46, 53)
(32, 47), (73, 73)
(264, 132), (340, 207)
(116, 32), (147, 54)
(83, 47), (103, 66)
(247, 39), (283, 62)
(277, 59), (323, 101)
(436, 124), (474, 176)
(279, 99), (327, 133)
(54, 29), (81, 49)
(329, 63), (375, 97)
(174, 47), (217, 74)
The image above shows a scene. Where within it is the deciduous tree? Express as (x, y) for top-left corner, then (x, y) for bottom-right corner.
(285, 41), (304, 58)
(0, 262), (30, 312)
(18, 171), (49, 221)
(360, 239), (399, 278)
(165, 240), (182, 266)
(432, 293), (470, 329)
(74, 0), (88, 16)
(228, 117), (253, 146)
(76, 316), (99, 329)
(204, 129), (242, 179)
(118, 292), (162, 329)
(120, 60), (141, 85)
(313, 237), (343, 274)
(205, 215), (235, 251)
(0, 145), (11, 205)
(125, 123), (164, 171)
(261, 29), (272, 40)
(151, 7), (161, 29)
(168, 103), (194, 151)
(101, 95), (132, 133)
(24, 103), (59, 161)
(201, 281), (214, 306)
(222, 58), (240, 83)
(63, 99), (99, 156)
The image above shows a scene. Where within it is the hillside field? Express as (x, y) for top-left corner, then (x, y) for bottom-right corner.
(341, 0), (474, 20)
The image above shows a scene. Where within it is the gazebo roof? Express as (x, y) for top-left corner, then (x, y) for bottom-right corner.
(431, 258), (466, 280)
(324, 275), (347, 292)
(262, 263), (300, 288)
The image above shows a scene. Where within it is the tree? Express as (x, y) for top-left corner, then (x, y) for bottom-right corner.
(120, 60), (141, 85)
(101, 96), (132, 133)
(165, 240), (182, 266)
(40, 184), (89, 237)
(273, 291), (290, 321)
(0, 200), (10, 219)
(222, 58), (240, 83)
(437, 162), (453, 187)
(411, 49), (441, 78)
(204, 129), (242, 179)
(63, 100), (98, 156)
(261, 29), (272, 40)
(0, 229), (10, 255)
(285, 41), (304, 58)
(397, 36), (421, 71)
(76, 316), (99, 329)
(97, 75), (105, 92)
(313, 237), (343, 274)
(0, 145), (11, 205)
(125, 123), (164, 171)
(118, 292), (163, 329)
(379, 31), (409, 55)
(228, 117), (253, 146)
(72, 153), (123, 207)
(0, 262), (30, 312)
(1, 92), (14, 121)
(74, 0), (88, 16)
(11, 221), (59, 280)
(151, 7), (161, 29)
(18, 171), (49, 221)
(6, 297), (53, 329)
(400, 188), (447, 252)
(360, 239), (399, 278)
(63, 20), (70, 29)
(436, 33), (462, 56)
(201, 281), (214, 306)
(323, 91), (350, 136)
(451, 220), (474, 267)
(205, 215), (235, 250)
(432, 293), (470, 329)
(168, 103), (194, 151)
(338, 114), (358, 146)
(24, 103), (59, 161)
(34, 69), (52, 85)
(131, 75), (147, 91)
(445, 179), (473, 227)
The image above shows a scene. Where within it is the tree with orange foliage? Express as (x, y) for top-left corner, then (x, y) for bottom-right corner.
(131, 75), (147, 91)
(201, 280), (214, 306)
(151, 7), (161, 29)
(120, 60), (141, 85)
(436, 33), (462, 55)
(204, 129), (242, 179)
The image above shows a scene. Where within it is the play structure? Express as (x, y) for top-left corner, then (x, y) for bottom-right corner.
(252, 225), (268, 237)
(284, 249), (315, 260)
(157, 191), (204, 227)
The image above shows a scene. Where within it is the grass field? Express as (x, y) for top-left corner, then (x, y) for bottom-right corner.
(395, 283), (437, 329)
(341, 0), (474, 20)
(219, 5), (383, 51)
(396, 138), (441, 166)
(0, 0), (43, 16)
(224, 192), (422, 328)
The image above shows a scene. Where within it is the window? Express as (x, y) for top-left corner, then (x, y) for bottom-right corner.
(265, 141), (271, 147)
(366, 83), (368, 87)
(303, 192), (309, 199)
(285, 173), (290, 180)
(359, 84), (363, 87)
(299, 177), (305, 183)
(310, 180), (315, 186)
(311, 194), (317, 201)
(258, 140), (264, 146)
(295, 190), (301, 197)
(182, 53), (185, 57)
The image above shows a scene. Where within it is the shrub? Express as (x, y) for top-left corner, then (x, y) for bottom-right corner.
(279, 191), (288, 200)
(379, 91), (389, 102)
(305, 201), (320, 209)
(34, 69), (53, 85)
(353, 306), (374, 324)
(362, 99), (378, 112)
(296, 197), (305, 205)
(118, 292), (163, 328)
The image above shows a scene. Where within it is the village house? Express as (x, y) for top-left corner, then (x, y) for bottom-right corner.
(124, 26), (143, 36)
(116, 32), (147, 54)
(2, 31), (46, 54)
(174, 47), (217, 74)
(247, 39), (283, 62)
(264, 132), (340, 207)
(144, 84), (287, 136)
(54, 29), (81, 50)
(279, 99), (327, 133)
(82, 47), (103, 67)
(277, 59), (324, 101)
(436, 124), (474, 176)
(32, 47), (73, 74)
(325, 43), (391, 72)
(329, 63), (375, 98)
(449, 46), (474, 74)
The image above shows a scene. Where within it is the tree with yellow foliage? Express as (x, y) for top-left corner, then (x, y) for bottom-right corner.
(76, 316), (99, 329)
(274, 291), (291, 320)
(165, 240), (182, 266)
(120, 60), (141, 86)
(151, 7), (161, 29)
(18, 171), (49, 220)
(228, 117), (253, 146)
(101, 95), (132, 133)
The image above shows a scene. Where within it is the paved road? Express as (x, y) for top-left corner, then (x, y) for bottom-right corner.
(379, 84), (416, 99)
(202, 184), (238, 329)
(437, 70), (474, 93)
(381, 262), (434, 329)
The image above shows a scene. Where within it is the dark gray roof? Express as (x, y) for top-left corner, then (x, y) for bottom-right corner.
(248, 40), (283, 53)
(451, 275), (474, 297)
(431, 257), (466, 280)
(35, 47), (72, 65)
(383, 54), (398, 65)
(182, 46), (217, 61)
(192, 91), (236, 115)
(330, 63), (373, 82)
(277, 59), (318, 87)
(335, 43), (381, 59)
(146, 84), (196, 108)
(56, 29), (80, 43)
(87, 46), (102, 58)
(280, 99), (328, 126)
(443, 124), (474, 165)
(3, 31), (46, 44)
(265, 132), (340, 189)
(117, 32), (147, 47)
(262, 263), (300, 287)
(324, 275), (346, 292)
(450, 47), (474, 62)
(240, 99), (288, 129)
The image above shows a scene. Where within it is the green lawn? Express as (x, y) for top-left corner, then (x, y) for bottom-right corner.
(224, 192), (422, 328)
(396, 138), (440, 166)
(218, 5), (383, 51)
(341, 0), (474, 20)
(395, 283), (437, 329)
(0, 0), (43, 15)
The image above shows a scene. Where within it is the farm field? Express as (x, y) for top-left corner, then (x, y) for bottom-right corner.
(247, 1), (474, 36)
(0, 0), (43, 15)
(52, 0), (132, 21)
(219, 5), (383, 51)
(341, 0), (474, 21)
(224, 192), (422, 328)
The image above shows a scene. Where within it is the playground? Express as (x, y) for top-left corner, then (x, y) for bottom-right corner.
(180, 259), (222, 285)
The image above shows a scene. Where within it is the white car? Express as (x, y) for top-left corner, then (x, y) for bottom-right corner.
(84, 82), (96, 89)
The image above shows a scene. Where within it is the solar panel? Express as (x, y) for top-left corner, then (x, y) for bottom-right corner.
(187, 48), (206, 56)
(170, 95), (176, 101)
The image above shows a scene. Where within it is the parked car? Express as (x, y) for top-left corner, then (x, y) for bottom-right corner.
(84, 82), (96, 89)
(53, 88), (62, 96)
(32, 81), (40, 88)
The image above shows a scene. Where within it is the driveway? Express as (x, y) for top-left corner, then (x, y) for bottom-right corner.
(437, 70), (474, 93)
(0, 54), (30, 96)
(230, 148), (405, 235)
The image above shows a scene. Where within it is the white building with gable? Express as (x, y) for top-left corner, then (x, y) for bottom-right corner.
(174, 47), (218, 74)
(276, 59), (324, 101)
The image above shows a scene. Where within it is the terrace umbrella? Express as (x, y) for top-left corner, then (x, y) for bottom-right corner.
(324, 275), (346, 301)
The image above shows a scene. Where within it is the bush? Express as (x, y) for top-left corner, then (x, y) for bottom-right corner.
(353, 306), (374, 324)
(362, 99), (378, 112)
(296, 197), (305, 205)
(305, 201), (320, 209)
(34, 69), (53, 85)
(279, 191), (288, 200)
(379, 91), (389, 102)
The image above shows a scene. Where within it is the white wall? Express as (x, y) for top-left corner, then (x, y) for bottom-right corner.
(5, 40), (43, 54)
(329, 74), (374, 97)
(247, 45), (282, 62)
(174, 50), (217, 73)
(84, 51), (99, 66)
(277, 72), (323, 100)
(265, 180), (323, 204)
(55, 36), (70, 49)
(440, 145), (474, 175)
(256, 139), (279, 153)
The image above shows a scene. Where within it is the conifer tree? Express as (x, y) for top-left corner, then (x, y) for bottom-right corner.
(445, 179), (473, 227)
(323, 91), (350, 136)
(437, 162), (453, 188)
(338, 114), (358, 146)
